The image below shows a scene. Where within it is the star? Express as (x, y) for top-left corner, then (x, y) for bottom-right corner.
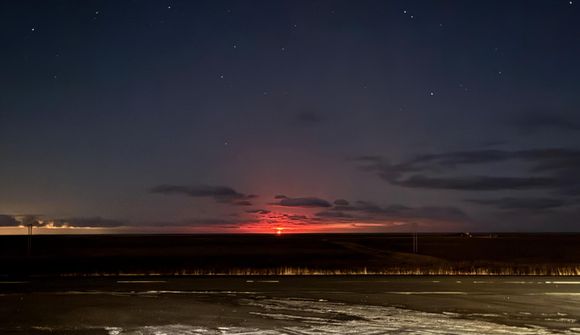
(233, 44), (237, 49)
(219, 74), (224, 79)
(31, 27), (35, 31)
(429, 91), (435, 96)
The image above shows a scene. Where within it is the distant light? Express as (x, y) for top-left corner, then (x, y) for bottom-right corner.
(31, 27), (35, 31)
(429, 91), (435, 96)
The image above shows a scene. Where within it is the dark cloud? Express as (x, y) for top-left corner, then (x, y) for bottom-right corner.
(315, 211), (355, 219)
(316, 200), (468, 224)
(231, 200), (253, 206)
(0, 215), (19, 227)
(271, 196), (332, 208)
(287, 215), (308, 220)
(150, 184), (255, 205)
(411, 150), (512, 168)
(164, 217), (251, 227)
(465, 197), (568, 210)
(274, 194), (287, 199)
(394, 175), (560, 191)
(333, 199), (349, 206)
(510, 111), (580, 134)
(354, 148), (580, 192)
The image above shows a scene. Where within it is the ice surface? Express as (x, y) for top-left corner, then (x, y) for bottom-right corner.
(105, 297), (580, 334)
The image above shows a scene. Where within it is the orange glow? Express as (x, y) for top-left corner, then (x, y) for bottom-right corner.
(275, 227), (284, 235)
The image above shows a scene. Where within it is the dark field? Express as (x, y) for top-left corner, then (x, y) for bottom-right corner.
(1, 233), (580, 277)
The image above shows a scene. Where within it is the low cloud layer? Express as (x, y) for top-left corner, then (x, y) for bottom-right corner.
(0, 215), (126, 228)
(466, 197), (568, 210)
(316, 200), (468, 224)
(395, 175), (558, 191)
(52, 217), (127, 228)
(271, 196), (332, 208)
(353, 148), (580, 193)
(150, 184), (256, 205)
(0, 215), (19, 227)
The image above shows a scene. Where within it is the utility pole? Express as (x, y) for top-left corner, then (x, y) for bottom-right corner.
(412, 223), (418, 253)
(27, 223), (33, 256)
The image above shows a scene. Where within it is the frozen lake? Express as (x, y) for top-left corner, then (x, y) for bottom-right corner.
(0, 276), (579, 334)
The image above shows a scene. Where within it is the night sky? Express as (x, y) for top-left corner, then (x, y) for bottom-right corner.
(2, 0), (580, 234)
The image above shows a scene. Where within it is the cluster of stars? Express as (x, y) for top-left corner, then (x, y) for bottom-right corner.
(22, 2), (567, 110)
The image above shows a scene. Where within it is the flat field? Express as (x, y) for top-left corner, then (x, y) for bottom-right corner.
(1, 233), (579, 276)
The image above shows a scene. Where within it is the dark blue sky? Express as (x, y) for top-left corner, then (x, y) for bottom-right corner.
(2, 0), (580, 233)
